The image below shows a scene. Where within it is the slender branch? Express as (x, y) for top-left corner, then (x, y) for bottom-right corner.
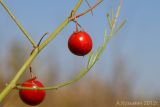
(112, 0), (122, 30)
(37, 32), (48, 46)
(69, 0), (103, 21)
(85, 0), (93, 15)
(0, 1), (36, 47)
(16, 68), (88, 90)
(0, 0), (84, 102)
(39, 0), (83, 51)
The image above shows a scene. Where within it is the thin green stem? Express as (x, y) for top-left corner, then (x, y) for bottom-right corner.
(0, 1), (36, 47)
(112, 0), (122, 30)
(39, 0), (83, 51)
(17, 68), (88, 90)
(0, 0), (83, 102)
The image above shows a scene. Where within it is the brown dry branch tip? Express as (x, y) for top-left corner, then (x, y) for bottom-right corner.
(85, 0), (94, 15)
(69, 0), (103, 21)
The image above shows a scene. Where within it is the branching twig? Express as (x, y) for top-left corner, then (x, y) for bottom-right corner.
(0, 1), (36, 48)
(85, 0), (93, 16)
(69, 0), (103, 21)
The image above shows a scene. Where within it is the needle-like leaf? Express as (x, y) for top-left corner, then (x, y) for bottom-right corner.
(115, 20), (126, 33)
(87, 51), (94, 68)
(106, 13), (112, 29)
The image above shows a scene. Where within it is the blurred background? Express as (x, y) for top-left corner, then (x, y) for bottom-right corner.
(0, 0), (160, 107)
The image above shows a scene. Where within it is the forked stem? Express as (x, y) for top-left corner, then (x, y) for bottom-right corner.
(0, 1), (36, 48)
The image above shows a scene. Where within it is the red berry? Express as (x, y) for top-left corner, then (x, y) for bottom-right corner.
(68, 31), (92, 56)
(19, 78), (45, 106)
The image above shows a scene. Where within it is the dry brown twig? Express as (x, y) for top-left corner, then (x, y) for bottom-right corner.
(69, 0), (103, 21)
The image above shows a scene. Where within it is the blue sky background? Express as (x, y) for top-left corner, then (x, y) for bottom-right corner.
(0, 0), (160, 97)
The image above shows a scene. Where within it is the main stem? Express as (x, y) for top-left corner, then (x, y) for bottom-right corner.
(0, 48), (38, 102)
(0, 0), (83, 102)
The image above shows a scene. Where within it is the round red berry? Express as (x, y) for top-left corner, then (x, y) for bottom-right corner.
(19, 78), (45, 106)
(68, 31), (92, 56)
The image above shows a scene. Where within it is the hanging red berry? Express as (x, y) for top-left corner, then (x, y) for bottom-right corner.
(19, 78), (45, 106)
(68, 31), (92, 56)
